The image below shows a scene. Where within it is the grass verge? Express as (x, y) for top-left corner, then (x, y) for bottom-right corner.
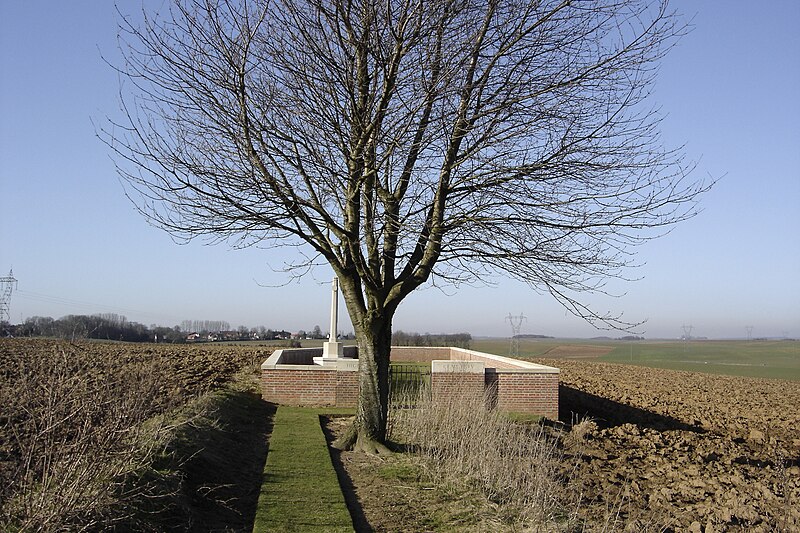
(254, 406), (353, 532)
(154, 379), (273, 531)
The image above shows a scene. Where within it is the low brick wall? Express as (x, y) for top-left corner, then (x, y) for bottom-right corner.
(261, 346), (559, 417)
(444, 348), (560, 418)
(449, 347), (539, 370)
(261, 349), (358, 406)
(261, 367), (337, 406)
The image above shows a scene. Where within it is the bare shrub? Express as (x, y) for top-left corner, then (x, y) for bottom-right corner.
(562, 417), (598, 453)
(389, 384), (580, 529)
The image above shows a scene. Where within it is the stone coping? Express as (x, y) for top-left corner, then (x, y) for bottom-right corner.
(262, 346), (559, 375)
(448, 347), (559, 374)
(431, 360), (485, 373)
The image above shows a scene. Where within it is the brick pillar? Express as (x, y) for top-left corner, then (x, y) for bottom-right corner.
(335, 358), (358, 407)
(431, 360), (485, 401)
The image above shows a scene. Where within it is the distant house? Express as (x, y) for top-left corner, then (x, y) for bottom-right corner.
(206, 330), (244, 342)
(186, 332), (202, 342)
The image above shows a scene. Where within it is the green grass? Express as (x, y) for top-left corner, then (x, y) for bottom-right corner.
(377, 461), (421, 483)
(253, 406), (354, 532)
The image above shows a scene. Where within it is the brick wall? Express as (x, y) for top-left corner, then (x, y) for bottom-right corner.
(451, 351), (521, 369)
(431, 372), (484, 401)
(450, 347), (539, 369)
(261, 368), (337, 406)
(335, 370), (358, 407)
(485, 371), (559, 419)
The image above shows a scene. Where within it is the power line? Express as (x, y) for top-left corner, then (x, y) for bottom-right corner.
(13, 288), (183, 323)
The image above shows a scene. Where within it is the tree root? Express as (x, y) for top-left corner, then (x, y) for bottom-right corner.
(353, 434), (392, 455)
(332, 423), (392, 455)
(332, 423), (358, 450)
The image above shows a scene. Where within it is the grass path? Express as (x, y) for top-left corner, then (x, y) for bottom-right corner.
(253, 406), (354, 532)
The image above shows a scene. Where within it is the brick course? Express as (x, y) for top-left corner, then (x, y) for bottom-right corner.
(335, 370), (358, 407)
(390, 346), (451, 363)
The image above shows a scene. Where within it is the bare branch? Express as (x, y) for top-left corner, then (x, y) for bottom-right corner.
(102, 0), (709, 444)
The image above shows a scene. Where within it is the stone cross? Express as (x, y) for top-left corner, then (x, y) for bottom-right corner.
(322, 276), (343, 359)
(329, 277), (338, 344)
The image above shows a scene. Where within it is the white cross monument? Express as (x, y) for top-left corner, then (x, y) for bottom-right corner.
(315, 276), (344, 365)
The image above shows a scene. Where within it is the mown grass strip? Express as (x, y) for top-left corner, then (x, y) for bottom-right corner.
(253, 406), (353, 532)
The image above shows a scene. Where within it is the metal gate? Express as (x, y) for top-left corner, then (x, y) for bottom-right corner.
(388, 363), (431, 407)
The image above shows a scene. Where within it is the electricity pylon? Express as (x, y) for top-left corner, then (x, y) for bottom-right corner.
(506, 313), (526, 357)
(0, 270), (18, 323)
(681, 324), (693, 352)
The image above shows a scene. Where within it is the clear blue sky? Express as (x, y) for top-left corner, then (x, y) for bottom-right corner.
(1, 1), (798, 339)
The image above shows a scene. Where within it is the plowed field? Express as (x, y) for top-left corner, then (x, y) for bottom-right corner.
(0, 338), (272, 530)
(542, 358), (800, 531)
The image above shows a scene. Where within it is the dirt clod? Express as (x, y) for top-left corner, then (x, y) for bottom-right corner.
(545, 358), (800, 531)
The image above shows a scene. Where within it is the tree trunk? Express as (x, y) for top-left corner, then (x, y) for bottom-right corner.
(332, 313), (393, 454)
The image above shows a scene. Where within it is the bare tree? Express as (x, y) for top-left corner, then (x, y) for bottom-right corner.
(103, 0), (708, 452)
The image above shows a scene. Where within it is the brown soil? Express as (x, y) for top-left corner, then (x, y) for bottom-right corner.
(330, 360), (799, 532)
(545, 359), (800, 531)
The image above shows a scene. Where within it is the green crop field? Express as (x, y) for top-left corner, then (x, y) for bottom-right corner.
(471, 337), (800, 381)
(602, 340), (800, 380)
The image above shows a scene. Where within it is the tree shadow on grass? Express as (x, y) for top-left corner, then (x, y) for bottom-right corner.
(174, 390), (276, 532)
(559, 384), (704, 433)
(319, 415), (374, 533)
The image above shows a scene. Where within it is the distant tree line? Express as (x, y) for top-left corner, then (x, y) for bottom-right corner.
(6, 315), (440, 346)
(7, 314), (296, 344)
(392, 331), (472, 349)
(14, 315), (161, 342)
